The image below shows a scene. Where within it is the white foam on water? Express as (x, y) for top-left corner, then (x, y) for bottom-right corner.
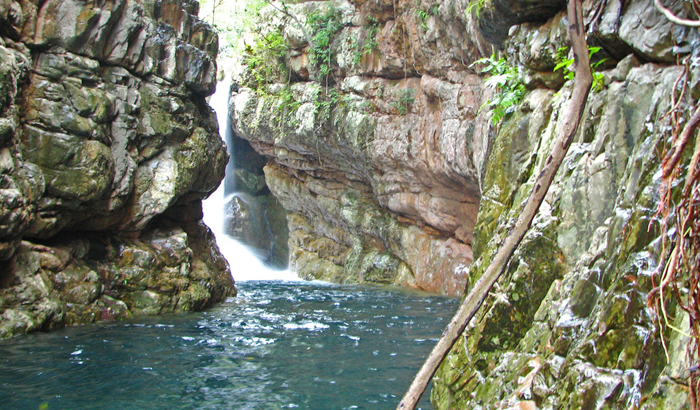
(202, 77), (300, 282)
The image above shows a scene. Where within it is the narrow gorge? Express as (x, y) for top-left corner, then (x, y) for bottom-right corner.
(1, 0), (698, 408)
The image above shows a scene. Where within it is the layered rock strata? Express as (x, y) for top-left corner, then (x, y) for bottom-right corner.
(231, 0), (488, 296)
(0, 0), (233, 338)
(233, 0), (697, 407)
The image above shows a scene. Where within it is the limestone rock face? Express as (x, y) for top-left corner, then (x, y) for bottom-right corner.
(429, 2), (697, 410)
(0, 0), (233, 338)
(232, 0), (694, 407)
(433, 56), (694, 410)
(231, 0), (490, 296)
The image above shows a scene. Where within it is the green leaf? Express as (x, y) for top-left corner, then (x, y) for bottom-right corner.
(553, 59), (573, 73)
(588, 46), (601, 58)
(484, 73), (510, 89)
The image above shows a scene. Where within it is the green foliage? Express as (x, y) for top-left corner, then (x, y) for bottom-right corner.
(363, 17), (380, 55)
(365, 17), (380, 47)
(554, 45), (608, 92)
(244, 29), (288, 91)
(471, 54), (525, 126)
(315, 87), (340, 123)
(416, 5), (439, 31)
(553, 47), (575, 81)
(307, 5), (343, 81)
(417, 9), (430, 30)
(465, 0), (487, 18)
(341, 94), (355, 106)
(278, 86), (301, 126)
(359, 100), (375, 113)
(354, 16), (380, 65)
(199, 0), (267, 60)
(391, 88), (415, 115)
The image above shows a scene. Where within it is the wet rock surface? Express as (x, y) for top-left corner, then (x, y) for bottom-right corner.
(0, 0), (234, 338)
(224, 191), (289, 269)
(232, 0), (695, 407)
(222, 126), (290, 269)
(429, 3), (697, 409)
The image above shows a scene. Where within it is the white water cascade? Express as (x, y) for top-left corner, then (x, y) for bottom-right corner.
(202, 77), (300, 282)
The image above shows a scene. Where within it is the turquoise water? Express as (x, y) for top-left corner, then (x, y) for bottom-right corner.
(0, 281), (458, 409)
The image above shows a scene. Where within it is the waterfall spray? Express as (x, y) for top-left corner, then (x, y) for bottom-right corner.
(203, 76), (299, 282)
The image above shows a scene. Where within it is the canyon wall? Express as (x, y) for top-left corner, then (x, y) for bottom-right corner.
(231, 0), (489, 296)
(0, 0), (234, 338)
(232, 0), (697, 407)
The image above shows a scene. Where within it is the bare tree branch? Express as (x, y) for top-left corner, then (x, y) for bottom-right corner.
(663, 103), (700, 178)
(394, 0), (594, 408)
(654, 0), (700, 27)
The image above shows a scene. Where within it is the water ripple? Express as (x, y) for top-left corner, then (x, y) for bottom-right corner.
(0, 281), (458, 410)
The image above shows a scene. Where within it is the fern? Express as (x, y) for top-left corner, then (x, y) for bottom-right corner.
(471, 54), (525, 126)
(307, 5), (343, 81)
(554, 45), (608, 92)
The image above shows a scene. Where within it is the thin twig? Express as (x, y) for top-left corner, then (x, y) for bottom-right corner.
(663, 104), (700, 178)
(264, 0), (314, 46)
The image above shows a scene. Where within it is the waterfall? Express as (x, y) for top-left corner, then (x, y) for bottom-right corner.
(203, 77), (299, 282)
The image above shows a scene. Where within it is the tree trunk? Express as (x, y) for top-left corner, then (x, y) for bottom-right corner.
(395, 0), (593, 408)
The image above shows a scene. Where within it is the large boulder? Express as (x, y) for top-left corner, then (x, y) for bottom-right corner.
(0, 0), (234, 339)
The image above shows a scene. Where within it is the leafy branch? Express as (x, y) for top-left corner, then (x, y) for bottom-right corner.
(471, 54), (525, 126)
(555, 45), (607, 92)
(307, 5), (343, 83)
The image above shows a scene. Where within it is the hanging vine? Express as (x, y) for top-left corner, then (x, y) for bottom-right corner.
(648, 2), (700, 408)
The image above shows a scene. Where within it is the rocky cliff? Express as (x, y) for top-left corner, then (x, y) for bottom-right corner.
(0, 0), (234, 338)
(230, 0), (489, 296)
(232, 0), (697, 407)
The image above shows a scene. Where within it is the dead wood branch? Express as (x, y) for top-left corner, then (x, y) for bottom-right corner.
(395, 0), (593, 408)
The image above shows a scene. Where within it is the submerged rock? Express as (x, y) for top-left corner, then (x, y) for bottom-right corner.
(0, 0), (234, 338)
